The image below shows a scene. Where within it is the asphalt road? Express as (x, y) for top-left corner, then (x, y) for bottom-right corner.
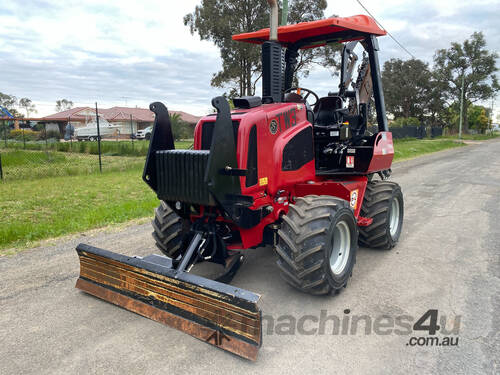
(1, 139), (499, 374)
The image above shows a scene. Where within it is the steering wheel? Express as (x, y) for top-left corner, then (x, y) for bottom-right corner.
(284, 87), (320, 107)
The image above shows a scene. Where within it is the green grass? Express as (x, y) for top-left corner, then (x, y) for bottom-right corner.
(0, 149), (145, 180)
(2, 150), (67, 167)
(0, 141), (191, 181)
(440, 132), (500, 141)
(392, 138), (465, 161)
(0, 169), (158, 253)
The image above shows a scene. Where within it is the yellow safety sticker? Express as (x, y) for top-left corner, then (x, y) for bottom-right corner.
(259, 177), (268, 186)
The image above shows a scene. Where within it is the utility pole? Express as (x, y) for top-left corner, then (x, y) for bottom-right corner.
(489, 98), (494, 134)
(121, 96), (131, 106)
(130, 114), (134, 149)
(458, 75), (464, 139)
(281, 0), (288, 25)
(95, 102), (102, 173)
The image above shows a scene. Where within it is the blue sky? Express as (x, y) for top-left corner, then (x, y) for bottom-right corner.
(0, 0), (498, 117)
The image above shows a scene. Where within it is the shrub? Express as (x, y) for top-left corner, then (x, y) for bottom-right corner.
(8, 129), (39, 141)
(46, 130), (61, 140)
(36, 129), (60, 141)
(391, 117), (420, 127)
(56, 142), (71, 152)
(78, 141), (87, 153)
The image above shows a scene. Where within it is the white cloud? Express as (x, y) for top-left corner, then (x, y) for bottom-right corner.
(1, 0), (498, 116)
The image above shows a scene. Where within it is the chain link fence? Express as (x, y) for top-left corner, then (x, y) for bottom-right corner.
(368, 125), (443, 139)
(0, 119), (443, 182)
(0, 121), (150, 181)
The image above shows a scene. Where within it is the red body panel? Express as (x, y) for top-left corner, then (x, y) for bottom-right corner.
(294, 177), (368, 218)
(367, 131), (394, 173)
(192, 105), (392, 249)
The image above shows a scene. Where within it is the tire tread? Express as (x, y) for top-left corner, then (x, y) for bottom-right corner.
(275, 195), (357, 295)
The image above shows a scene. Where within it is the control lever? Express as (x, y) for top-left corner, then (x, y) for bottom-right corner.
(323, 143), (349, 169)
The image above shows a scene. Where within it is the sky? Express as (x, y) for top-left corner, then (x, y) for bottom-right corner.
(0, 0), (499, 118)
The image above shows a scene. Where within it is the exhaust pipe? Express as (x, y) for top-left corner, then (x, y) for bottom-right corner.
(262, 0), (282, 103)
(267, 0), (278, 40)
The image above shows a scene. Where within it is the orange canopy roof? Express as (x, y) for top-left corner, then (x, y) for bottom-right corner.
(232, 15), (385, 48)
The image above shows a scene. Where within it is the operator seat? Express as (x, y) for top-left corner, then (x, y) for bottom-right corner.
(313, 96), (344, 126)
(313, 96), (367, 145)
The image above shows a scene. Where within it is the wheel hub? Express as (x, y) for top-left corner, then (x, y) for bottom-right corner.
(330, 220), (351, 275)
(389, 198), (400, 238)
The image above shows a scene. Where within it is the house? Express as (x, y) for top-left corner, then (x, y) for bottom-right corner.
(41, 106), (201, 137)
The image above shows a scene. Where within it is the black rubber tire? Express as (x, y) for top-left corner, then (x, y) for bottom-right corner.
(275, 195), (358, 295)
(145, 133), (151, 140)
(152, 201), (188, 258)
(359, 180), (404, 249)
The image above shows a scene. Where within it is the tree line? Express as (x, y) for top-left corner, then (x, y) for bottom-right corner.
(0, 94), (39, 118)
(0, 95), (76, 118)
(184, 0), (341, 97)
(185, 0), (498, 133)
(382, 32), (498, 132)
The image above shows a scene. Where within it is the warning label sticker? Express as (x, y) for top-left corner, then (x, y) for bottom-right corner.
(350, 189), (359, 209)
(346, 155), (355, 168)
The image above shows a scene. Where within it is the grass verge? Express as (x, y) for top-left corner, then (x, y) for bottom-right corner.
(440, 132), (499, 141)
(0, 169), (157, 254)
(0, 136), (476, 253)
(0, 149), (145, 180)
(0, 141), (191, 181)
(393, 138), (466, 161)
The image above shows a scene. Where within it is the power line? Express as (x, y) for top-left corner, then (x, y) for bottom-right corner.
(354, 0), (416, 60)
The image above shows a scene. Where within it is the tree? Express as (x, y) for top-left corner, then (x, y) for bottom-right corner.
(467, 105), (489, 133)
(424, 72), (450, 127)
(0, 92), (17, 111)
(439, 102), (460, 130)
(19, 98), (37, 118)
(382, 58), (433, 120)
(55, 99), (74, 112)
(184, 0), (338, 97)
(169, 113), (192, 140)
(1, 92), (24, 118)
(283, 1), (341, 84)
(434, 32), (499, 132)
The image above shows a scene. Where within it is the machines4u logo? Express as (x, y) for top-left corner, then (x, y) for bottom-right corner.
(269, 108), (297, 134)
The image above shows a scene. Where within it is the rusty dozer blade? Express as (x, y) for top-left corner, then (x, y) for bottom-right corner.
(75, 243), (262, 360)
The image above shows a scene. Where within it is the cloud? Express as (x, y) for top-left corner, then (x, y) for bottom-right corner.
(1, 0), (498, 115)
(0, 0), (223, 115)
(306, 0), (500, 105)
(0, 46), (223, 115)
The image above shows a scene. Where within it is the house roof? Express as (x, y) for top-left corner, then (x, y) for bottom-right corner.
(232, 15), (386, 48)
(169, 110), (203, 124)
(43, 107), (89, 120)
(43, 106), (201, 124)
(100, 107), (155, 122)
